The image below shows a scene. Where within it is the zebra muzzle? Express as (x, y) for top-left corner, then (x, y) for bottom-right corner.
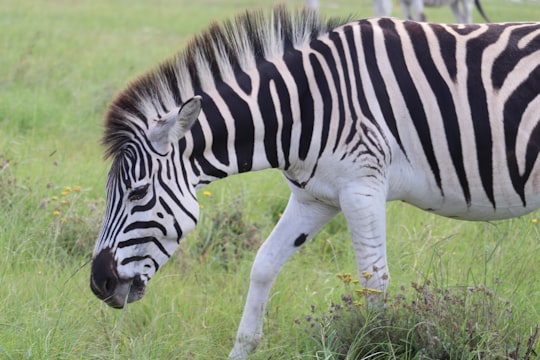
(90, 248), (146, 308)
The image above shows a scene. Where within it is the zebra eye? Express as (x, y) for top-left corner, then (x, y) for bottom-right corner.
(128, 184), (150, 201)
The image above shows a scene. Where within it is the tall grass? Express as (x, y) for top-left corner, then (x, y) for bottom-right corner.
(1, 0), (540, 358)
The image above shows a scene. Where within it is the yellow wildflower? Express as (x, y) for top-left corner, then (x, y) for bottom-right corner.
(355, 288), (367, 297)
(353, 301), (363, 307)
(337, 273), (352, 284)
(51, 196), (59, 201)
(532, 218), (538, 224)
(60, 217), (68, 223)
(361, 271), (374, 280)
(202, 191), (212, 196)
(354, 287), (384, 297)
(61, 191), (69, 196)
(60, 200), (69, 206)
(64, 186), (72, 192)
(73, 185), (81, 192)
(52, 210), (61, 216)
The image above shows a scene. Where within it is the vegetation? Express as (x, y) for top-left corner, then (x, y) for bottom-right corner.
(1, 0), (540, 359)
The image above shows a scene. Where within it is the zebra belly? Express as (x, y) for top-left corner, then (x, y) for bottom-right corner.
(397, 177), (540, 221)
(387, 156), (540, 221)
(404, 195), (540, 221)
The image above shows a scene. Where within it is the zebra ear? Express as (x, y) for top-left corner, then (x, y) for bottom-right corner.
(172, 95), (202, 140)
(148, 96), (202, 153)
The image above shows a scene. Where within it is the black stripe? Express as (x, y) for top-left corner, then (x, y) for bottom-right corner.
(285, 48), (314, 161)
(130, 142), (149, 180)
(131, 188), (156, 214)
(362, 19), (408, 158)
(257, 60), (281, 168)
(104, 189), (127, 241)
(205, 84), (255, 173)
(308, 52), (332, 158)
(159, 197), (184, 241)
(379, 20), (443, 195)
(318, 32), (346, 154)
(466, 28), (502, 208)
(430, 23), (457, 82)
(118, 236), (171, 258)
(276, 69), (293, 170)
(124, 221), (167, 236)
(504, 65), (540, 207)
(235, 68), (252, 95)
(282, 47), (308, 168)
(188, 120), (228, 178)
(341, 25), (360, 144)
(165, 158), (172, 180)
(199, 94), (230, 167)
(166, 148), (189, 200)
(121, 255), (160, 270)
(331, 26), (357, 147)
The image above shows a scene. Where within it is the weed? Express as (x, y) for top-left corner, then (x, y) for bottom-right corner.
(191, 197), (261, 269)
(300, 276), (539, 359)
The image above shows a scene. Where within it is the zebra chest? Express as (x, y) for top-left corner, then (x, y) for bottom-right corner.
(285, 173), (342, 208)
(283, 161), (353, 208)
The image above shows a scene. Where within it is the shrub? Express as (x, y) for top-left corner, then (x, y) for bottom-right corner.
(300, 275), (539, 359)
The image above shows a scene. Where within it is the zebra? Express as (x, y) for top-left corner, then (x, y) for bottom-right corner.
(89, 6), (540, 359)
(400, 0), (490, 23)
(373, 0), (394, 17)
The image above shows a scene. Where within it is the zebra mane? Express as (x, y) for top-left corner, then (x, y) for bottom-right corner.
(102, 5), (350, 160)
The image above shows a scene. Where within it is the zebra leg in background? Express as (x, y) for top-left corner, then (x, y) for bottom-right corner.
(412, 0), (426, 21)
(400, 0), (426, 21)
(399, 0), (413, 19)
(229, 191), (339, 360)
(457, 0), (474, 24)
(452, 0), (473, 23)
(305, 0), (319, 10)
(372, 0), (393, 17)
(340, 186), (389, 300)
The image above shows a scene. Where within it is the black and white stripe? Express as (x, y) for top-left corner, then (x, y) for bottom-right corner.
(90, 7), (540, 358)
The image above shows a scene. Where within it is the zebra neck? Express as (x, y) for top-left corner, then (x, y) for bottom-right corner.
(186, 61), (307, 184)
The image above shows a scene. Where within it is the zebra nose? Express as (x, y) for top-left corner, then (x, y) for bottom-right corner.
(90, 249), (121, 307)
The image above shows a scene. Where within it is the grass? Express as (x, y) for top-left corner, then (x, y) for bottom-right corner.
(1, 0), (540, 359)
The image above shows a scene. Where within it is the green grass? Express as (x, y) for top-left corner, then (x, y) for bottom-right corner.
(2, 0), (540, 359)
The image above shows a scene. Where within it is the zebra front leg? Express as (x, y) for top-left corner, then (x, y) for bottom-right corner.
(340, 186), (389, 302)
(229, 192), (338, 359)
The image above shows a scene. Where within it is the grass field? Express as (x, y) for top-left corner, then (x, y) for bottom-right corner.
(2, 0), (540, 359)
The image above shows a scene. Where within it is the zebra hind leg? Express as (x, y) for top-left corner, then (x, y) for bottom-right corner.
(228, 192), (339, 359)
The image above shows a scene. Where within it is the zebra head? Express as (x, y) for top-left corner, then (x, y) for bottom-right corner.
(90, 96), (202, 308)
